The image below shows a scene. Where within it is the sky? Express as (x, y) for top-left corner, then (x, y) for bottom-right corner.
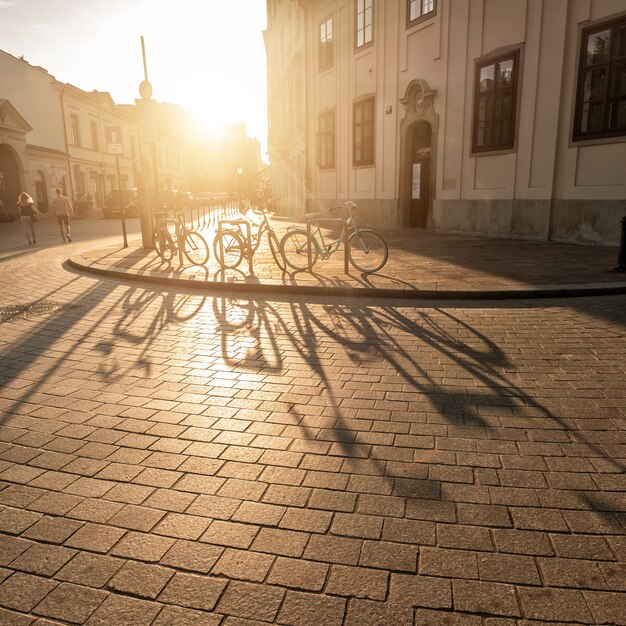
(0, 0), (269, 156)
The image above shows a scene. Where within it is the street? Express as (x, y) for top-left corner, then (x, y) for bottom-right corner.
(0, 217), (624, 625)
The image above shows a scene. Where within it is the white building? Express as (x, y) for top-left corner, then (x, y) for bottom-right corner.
(266, 0), (626, 245)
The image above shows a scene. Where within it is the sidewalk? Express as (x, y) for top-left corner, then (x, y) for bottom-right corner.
(68, 219), (626, 300)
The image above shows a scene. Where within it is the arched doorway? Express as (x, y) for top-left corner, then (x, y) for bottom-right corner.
(409, 121), (432, 228)
(0, 143), (23, 214)
(34, 170), (49, 214)
(399, 80), (438, 229)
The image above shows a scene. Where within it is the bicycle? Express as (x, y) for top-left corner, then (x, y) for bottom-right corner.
(280, 201), (388, 273)
(152, 209), (210, 266)
(213, 200), (286, 271)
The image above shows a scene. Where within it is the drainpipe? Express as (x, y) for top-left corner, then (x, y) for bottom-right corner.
(59, 86), (75, 200)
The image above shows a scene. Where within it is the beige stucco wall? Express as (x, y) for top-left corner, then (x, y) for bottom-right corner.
(0, 51), (65, 152)
(294, 0), (625, 244)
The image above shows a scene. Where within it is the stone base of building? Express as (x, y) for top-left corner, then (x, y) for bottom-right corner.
(433, 199), (624, 247)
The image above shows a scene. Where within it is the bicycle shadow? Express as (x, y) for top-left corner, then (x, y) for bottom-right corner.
(212, 293), (625, 518)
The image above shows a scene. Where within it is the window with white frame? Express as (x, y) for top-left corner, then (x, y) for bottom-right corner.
(319, 16), (334, 71)
(356, 0), (373, 49)
(407, 0), (436, 27)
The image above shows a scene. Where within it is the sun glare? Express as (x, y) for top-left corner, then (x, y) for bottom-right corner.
(137, 1), (268, 148)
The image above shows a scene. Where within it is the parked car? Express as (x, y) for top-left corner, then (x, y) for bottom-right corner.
(103, 189), (138, 218)
(157, 190), (194, 211)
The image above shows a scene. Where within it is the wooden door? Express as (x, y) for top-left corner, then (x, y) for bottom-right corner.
(410, 122), (431, 228)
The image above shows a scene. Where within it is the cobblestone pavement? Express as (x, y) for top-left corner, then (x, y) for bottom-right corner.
(0, 218), (624, 625)
(66, 210), (626, 298)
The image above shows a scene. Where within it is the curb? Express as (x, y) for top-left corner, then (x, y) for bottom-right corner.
(67, 258), (626, 301)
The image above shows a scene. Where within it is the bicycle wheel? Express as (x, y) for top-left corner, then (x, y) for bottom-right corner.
(153, 228), (175, 262)
(182, 231), (210, 266)
(280, 229), (317, 271)
(213, 229), (244, 268)
(348, 229), (388, 273)
(268, 230), (286, 271)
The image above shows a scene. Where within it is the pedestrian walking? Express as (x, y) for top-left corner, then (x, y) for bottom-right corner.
(50, 187), (74, 242)
(16, 192), (42, 245)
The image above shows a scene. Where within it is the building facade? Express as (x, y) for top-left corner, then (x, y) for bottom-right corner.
(266, 0), (626, 245)
(264, 0), (307, 217)
(0, 49), (198, 215)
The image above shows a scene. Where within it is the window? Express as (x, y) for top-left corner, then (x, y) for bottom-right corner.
(318, 111), (335, 169)
(353, 97), (375, 165)
(407, 0), (436, 27)
(356, 0), (373, 49)
(574, 15), (626, 141)
(319, 16), (334, 71)
(70, 114), (80, 146)
(472, 51), (519, 153)
(90, 121), (99, 150)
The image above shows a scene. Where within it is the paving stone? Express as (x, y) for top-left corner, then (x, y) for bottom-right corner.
(56, 553), (124, 588)
(152, 605), (222, 626)
(211, 548), (274, 582)
(10, 543), (76, 576)
(419, 547), (479, 579)
(478, 553), (541, 585)
(279, 508), (333, 534)
(185, 494), (240, 519)
(200, 520), (259, 549)
(158, 572), (227, 611)
(389, 573), (452, 609)
(517, 588), (594, 623)
(110, 532), (175, 562)
(492, 529), (553, 556)
(303, 534), (363, 566)
(231, 501), (286, 526)
(22, 516), (83, 544)
(216, 581), (285, 622)
(250, 527), (309, 557)
(33, 582), (107, 623)
(583, 590), (626, 625)
(0, 573), (58, 612)
(0, 507), (42, 534)
(108, 561), (174, 599)
(65, 499), (124, 524)
(0, 535), (33, 566)
(360, 540), (418, 572)
(330, 512), (383, 539)
(85, 594), (162, 626)
(537, 557), (610, 589)
(108, 504), (165, 533)
(453, 579), (520, 617)
(64, 523), (126, 553)
(266, 556), (328, 590)
(0, 607), (34, 625)
(153, 513), (211, 540)
(276, 589), (346, 625)
(26, 491), (83, 516)
(381, 518), (436, 545)
(343, 597), (412, 626)
(325, 564), (388, 600)
(160, 540), (223, 573)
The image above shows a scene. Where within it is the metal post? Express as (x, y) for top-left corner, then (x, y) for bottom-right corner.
(116, 153), (128, 248)
(614, 216), (626, 272)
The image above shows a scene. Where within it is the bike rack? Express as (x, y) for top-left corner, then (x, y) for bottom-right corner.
(217, 218), (253, 274)
(306, 217), (349, 274)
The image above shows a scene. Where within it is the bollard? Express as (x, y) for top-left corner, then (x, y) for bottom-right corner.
(615, 216), (626, 273)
